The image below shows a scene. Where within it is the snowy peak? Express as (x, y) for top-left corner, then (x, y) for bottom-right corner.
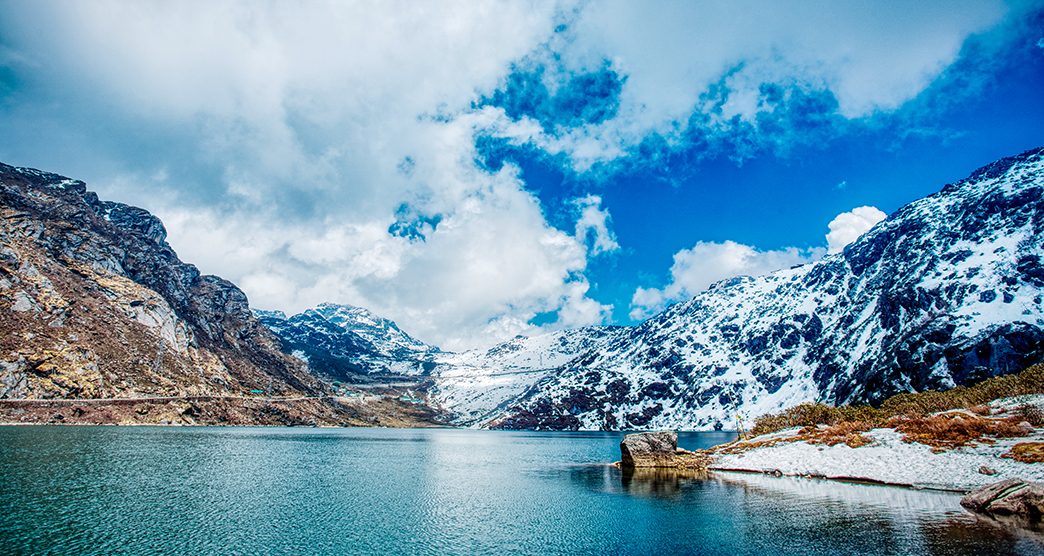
(307, 303), (437, 356)
(255, 303), (439, 381)
(429, 325), (628, 426)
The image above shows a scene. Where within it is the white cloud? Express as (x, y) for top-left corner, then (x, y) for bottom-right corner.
(826, 206), (887, 254)
(498, 0), (1010, 170)
(629, 241), (820, 319)
(573, 195), (620, 255)
(0, 1), (1013, 349)
(630, 204), (887, 319)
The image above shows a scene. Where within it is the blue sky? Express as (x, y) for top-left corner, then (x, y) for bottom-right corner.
(0, 1), (1042, 348)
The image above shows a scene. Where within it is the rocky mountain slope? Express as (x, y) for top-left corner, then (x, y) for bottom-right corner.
(484, 147), (1044, 430)
(255, 303), (440, 382)
(0, 163), (327, 400)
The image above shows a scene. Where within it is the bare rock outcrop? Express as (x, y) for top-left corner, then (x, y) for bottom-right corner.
(961, 478), (1044, 524)
(619, 431), (708, 469)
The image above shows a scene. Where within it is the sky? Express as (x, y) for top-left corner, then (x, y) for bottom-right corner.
(1, 1), (1043, 350)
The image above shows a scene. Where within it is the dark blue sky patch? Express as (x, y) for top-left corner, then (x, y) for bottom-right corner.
(479, 61), (624, 134)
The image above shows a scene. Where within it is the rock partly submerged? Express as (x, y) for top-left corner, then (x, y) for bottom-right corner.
(618, 431), (709, 470)
(961, 478), (1044, 524)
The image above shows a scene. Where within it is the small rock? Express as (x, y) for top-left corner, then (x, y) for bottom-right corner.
(1017, 421), (1035, 433)
(978, 466), (998, 476)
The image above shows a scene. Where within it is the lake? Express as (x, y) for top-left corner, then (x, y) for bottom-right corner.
(1, 427), (1041, 555)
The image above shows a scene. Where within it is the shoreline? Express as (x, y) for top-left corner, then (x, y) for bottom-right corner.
(2, 417), (1037, 498)
(707, 466), (969, 493)
(0, 395), (445, 428)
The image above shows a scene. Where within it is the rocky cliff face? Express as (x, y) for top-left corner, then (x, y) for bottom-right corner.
(0, 164), (323, 399)
(485, 147), (1044, 430)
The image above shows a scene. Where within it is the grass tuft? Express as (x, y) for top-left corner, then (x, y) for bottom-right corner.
(1003, 442), (1044, 463)
(887, 413), (1029, 450)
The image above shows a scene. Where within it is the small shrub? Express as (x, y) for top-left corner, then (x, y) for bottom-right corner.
(1015, 403), (1044, 427)
(1003, 442), (1044, 463)
(800, 421), (874, 448)
(888, 413), (1029, 449)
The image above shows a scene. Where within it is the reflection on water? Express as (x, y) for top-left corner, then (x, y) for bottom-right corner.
(621, 466), (709, 498)
(565, 464), (1044, 555)
(568, 464), (709, 499)
(1, 426), (1041, 556)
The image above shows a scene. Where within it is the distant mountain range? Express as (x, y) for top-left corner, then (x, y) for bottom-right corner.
(3, 147), (1041, 430)
(259, 147), (1044, 430)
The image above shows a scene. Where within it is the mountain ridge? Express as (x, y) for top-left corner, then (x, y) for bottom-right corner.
(255, 303), (440, 383)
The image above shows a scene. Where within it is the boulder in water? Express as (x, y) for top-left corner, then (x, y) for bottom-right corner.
(619, 431), (708, 469)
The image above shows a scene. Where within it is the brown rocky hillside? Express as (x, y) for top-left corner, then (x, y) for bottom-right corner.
(0, 163), (323, 400)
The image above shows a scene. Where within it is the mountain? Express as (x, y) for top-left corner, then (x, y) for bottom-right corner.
(0, 163), (440, 426)
(428, 326), (626, 425)
(483, 147), (1044, 430)
(255, 303), (440, 382)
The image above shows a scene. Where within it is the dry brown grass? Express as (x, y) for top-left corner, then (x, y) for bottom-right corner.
(750, 363), (1044, 438)
(1003, 442), (1044, 463)
(713, 436), (795, 455)
(799, 421), (875, 448)
(887, 413), (1030, 450)
(750, 403), (882, 437)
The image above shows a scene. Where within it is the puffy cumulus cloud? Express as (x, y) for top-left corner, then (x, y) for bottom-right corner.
(152, 114), (615, 350)
(629, 241), (820, 319)
(573, 195), (620, 255)
(826, 206), (887, 254)
(630, 204), (889, 319)
(487, 0), (1011, 170)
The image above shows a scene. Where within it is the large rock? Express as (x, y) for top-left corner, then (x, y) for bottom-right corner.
(961, 478), (1044, 523)
(619, 431), (707, 469)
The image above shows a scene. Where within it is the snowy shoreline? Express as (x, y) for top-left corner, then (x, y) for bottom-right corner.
(707, 395), (1044, 492)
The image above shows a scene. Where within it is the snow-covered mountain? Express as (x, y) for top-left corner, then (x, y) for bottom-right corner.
(481, 147), (1044, 430)
(258, 147), (1044, 430)
(428, 326), (626, 425)
(255, 303), (439, 382)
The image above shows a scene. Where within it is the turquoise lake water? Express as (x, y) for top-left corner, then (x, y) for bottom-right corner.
(1, 426), (1041, 555)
